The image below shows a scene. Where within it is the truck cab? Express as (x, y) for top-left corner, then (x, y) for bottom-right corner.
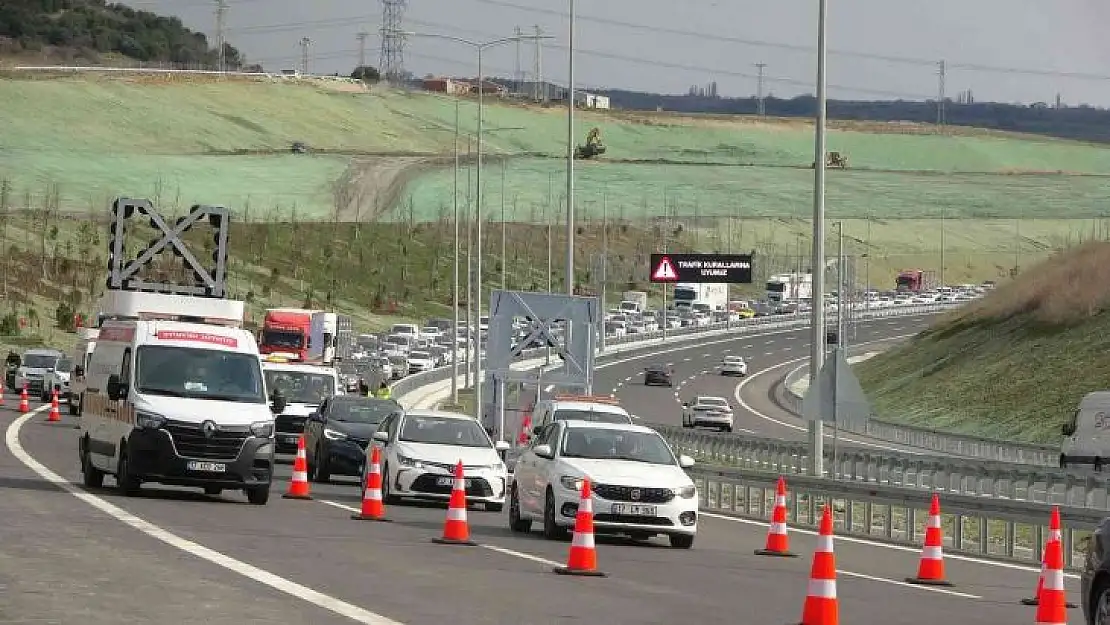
(78, 290), (279, 504)
(259, 308), (314, 361)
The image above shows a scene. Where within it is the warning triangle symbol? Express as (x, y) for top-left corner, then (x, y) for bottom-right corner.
(652, 256), (679, 281)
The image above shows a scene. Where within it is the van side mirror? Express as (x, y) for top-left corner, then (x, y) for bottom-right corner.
(678, 455), (696, 469)
(494, 440), (511, 452)
(373, 430), (390, 443)
(1062, 423), (1076, 436)
(106, 374), (126, 401)
(74, 365), (85, 377)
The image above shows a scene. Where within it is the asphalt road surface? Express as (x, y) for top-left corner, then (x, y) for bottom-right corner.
(0, 319), (1083, 624)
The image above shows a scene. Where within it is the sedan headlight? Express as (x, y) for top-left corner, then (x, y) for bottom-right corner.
(559, 475), (584, 491)
(323, 427), (348, 441)
(675, 485), (697, 499)
(250, 421), (274, 438)
(397, 455), (424, 469)
(135, 411), (166, 430)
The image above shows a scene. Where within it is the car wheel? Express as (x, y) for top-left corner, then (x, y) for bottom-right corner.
(508, 485), (532, 533)
(542, 489), (568, 540)
(80, 437), (104, 489)
(381, 463), (400, 504)
(1093, 578), (1110, 625)
(669, 533), (695, 549)
(314, 446), (331, 483)
(115, 447), (141, 496)
(246, 484), (270, 505)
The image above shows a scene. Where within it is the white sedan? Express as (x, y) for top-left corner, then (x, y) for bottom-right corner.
(406, 350), (437, 374)
(509, 420), (698, 549)
(719, 356), (748, 376)
(682, 396), (734, 432)
(366, 410), (510, 511)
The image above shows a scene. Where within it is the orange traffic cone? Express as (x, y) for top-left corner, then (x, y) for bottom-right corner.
(351, 446), (391, 522)
(518, 413), (532, 445)
(282, 434), (312, 500)
(0, 379), (5, 406)
(1022, 507), (1077, 608)
(797, 504), (838, 625)
(47, 389), (61, 422)
(18, 385), (29, 414)
(553, 478), (606, 577)
(431, 460), (476, 545)
(756, 476), (797, 557)
(906, 493), (952, 586)
(1034, 537), (1068, 625)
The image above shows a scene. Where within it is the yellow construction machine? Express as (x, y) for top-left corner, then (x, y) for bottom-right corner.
(574, 127), (606, 159)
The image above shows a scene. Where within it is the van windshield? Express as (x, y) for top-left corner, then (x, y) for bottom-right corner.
(135, 346), (266, 403)
(552, 409), (632, 424)
(23, 353), (59, 368)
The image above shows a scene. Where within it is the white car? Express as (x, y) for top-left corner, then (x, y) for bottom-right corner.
(406, 350), (437, 374)
(719, 356), (748, 376)
(509, 420), (698, 549)
(682, 396), (734, 433)
(366, 410), (510, 511)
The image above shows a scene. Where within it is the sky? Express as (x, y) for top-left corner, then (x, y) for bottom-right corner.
(124, 0), (1110, 106)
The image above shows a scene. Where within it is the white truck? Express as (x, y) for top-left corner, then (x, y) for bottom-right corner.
(307, 311), (353, 366)
(766, 273), (813, 303)
(672, 283), (728, 311)
(619, 291), (648, 314)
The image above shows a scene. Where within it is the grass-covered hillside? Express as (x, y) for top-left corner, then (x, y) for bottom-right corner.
(856, 241), (1110, 444)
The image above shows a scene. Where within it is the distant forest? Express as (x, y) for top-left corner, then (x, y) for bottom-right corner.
(594, 89), (1110, 145)
(0, 0), (253, 69)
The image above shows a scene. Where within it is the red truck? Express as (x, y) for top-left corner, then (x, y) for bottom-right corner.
(895, 269), (937, 293)
(259, 308), (314, 361)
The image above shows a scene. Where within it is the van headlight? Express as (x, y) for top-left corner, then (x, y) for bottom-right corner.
(675, 485), (697, 499)
(135, 411), (166, 430)
(250, 421), (274, 438)
(560, 475), (584, 491)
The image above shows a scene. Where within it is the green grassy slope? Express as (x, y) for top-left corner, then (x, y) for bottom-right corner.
(855, 242), (1110, 444)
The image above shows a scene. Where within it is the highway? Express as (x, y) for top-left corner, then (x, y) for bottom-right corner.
(0, 313), (1083, 624)
(599, 314), (936, 454)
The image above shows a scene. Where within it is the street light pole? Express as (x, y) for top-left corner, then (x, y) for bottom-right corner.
(451, 96), (461, 406)
(501, 161), (507, 291)
(565, 0), (576, 296)
(808, 0), (829, 478)
(475, 45), (485, 425)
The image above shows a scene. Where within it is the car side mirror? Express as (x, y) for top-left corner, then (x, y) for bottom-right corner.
(533, 444), (554, 459)
(74, 365), (85, 377)
(494, 440), (510, 455)
(373, 430), (390, 443)
(106, 374), (126, 401)
(678, 455), (695, 469)
(271, 394), (287, 414)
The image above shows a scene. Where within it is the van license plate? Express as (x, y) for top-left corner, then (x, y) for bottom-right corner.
(611, 504), (657, 516)
(187, 461), (226, 473)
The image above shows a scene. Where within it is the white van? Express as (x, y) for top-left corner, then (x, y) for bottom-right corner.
(261, 357), (340, 454)
(68, 327), (99, 415)
(1060, 391), (1110, 469)
(78, 291), (282, 504)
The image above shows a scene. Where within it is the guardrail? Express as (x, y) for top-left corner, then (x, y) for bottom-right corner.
(388, 302), (957, 401)
(690, 465), (1099, 571)
(778, 351), (1061, 467)
(661, 424), (1110, 510)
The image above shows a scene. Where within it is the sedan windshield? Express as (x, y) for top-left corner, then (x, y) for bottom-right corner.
(399, 415), (491, 448)
(136, 346), (266, 403)
(410, 351), (432, 361)
(552, 409), (632, 424)
(328, 399), (398, 424)
(560, 428), (676, 465)
(22, 353), (59, 368)
(264, 370), (335, 405)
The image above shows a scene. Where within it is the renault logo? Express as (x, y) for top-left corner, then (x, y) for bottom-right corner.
(201, 420), (218, 438)
(630, 489), (641, 500)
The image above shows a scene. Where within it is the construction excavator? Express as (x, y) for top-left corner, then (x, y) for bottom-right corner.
(574, 127), (606, 159)
(811, 151), (848, 169)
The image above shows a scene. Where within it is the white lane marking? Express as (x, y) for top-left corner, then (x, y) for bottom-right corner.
(836, 569), (981, 599)
(722, 349), (730, 353)
(782, 347), (791, 351)
(732, 335), (924, 454)
(683, 357), (692, 362)
(764, 340), (775, 345)
(7, 413), (405, 625)
(544, 385), (555, 392)
(734, 427), (755, 434)
(763, 351), (774, 356)
(698, 511), (1079, 580)
(320, 500), (566, 567)
(624, 376), (633, 382)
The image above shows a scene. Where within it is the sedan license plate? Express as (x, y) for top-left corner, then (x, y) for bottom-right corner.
(282, 435), (299, 445)
(186, 461), (226, 473)
(436, 476), (472, 487)
(611, 504), (657, 516)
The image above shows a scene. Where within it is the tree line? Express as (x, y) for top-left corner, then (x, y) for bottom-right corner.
(0, 0), (247, 69)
